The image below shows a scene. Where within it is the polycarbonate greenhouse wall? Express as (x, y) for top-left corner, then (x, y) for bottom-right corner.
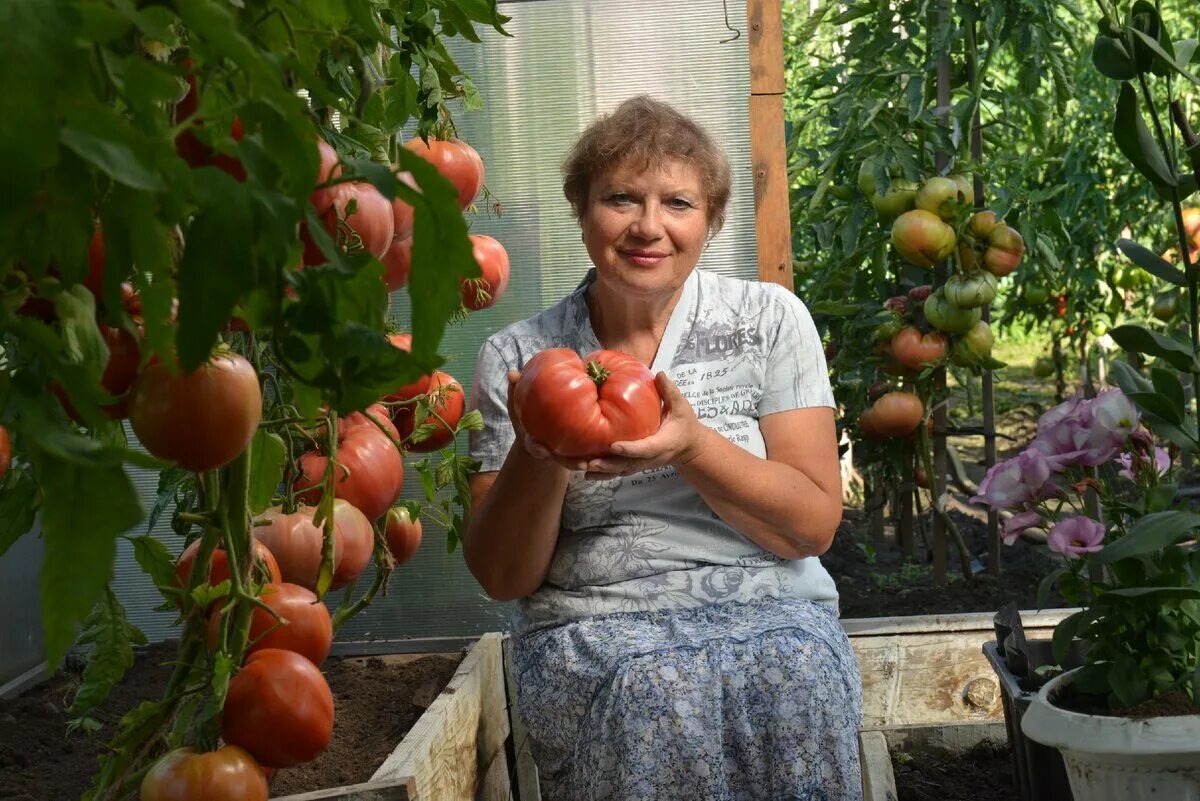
(0, 0), (762, 682)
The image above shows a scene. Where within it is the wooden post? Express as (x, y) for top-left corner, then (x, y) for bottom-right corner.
(747, 0), (793, 288)
(931, 1), (952, 586)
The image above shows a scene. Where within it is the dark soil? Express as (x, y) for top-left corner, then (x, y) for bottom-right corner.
(826, 504), (1069, 619)
(893, 742), (1015, 801)
(0, 641), (462, 801)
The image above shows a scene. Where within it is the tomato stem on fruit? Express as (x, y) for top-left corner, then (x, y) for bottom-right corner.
(585, 360), (610, 387)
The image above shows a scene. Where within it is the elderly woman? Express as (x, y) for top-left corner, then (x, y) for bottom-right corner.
(464, 96), (862, 801)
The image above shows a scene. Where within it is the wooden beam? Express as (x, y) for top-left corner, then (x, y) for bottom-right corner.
(746, 0), (792, 289)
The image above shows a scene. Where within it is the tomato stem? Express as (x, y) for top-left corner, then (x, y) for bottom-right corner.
(585, 360), (610, 387)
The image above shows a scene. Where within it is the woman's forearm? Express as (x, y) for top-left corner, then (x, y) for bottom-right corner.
(676, 426), (841, 559)
(463, 442), (570, 601)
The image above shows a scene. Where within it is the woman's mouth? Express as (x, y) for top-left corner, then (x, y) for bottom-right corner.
(619, 249), (669, 267)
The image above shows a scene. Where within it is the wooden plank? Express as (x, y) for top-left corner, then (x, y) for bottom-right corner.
(371, 633), (507, 801)
(746, 0), (786, 95)
(273, 779), (413, 801)
(749, 93), (792, 289)
(502, 636), (541, 801)
(868, 721), (1006, 754)
(845, 611), (1073, 727)
(857, 731), (897, 801)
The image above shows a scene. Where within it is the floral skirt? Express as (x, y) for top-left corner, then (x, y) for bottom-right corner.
(509, 596), (864, 801)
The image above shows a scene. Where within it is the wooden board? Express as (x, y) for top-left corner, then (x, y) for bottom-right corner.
(502, 636), (541, 801)
(857, 731), (897, 801)
(845, 610), (1075, 727)
(746, 0), (786, 94)
(272, 779), (415, 801)
(371, 632), (510, 801)
(749, 93), (792, 288)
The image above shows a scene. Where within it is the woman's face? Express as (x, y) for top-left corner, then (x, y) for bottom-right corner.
(581, 158), (709, 301)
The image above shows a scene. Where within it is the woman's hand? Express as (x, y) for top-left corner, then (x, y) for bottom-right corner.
(583, 372), (705, 480)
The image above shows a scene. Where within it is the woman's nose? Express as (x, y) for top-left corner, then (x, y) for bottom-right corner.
(629, 202), (665, 240)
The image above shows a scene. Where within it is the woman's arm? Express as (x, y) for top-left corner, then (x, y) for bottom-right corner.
(587, 374), (841, 560)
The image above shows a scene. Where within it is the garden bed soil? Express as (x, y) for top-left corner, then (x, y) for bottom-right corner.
(0, 641), (462, 801)
(893, 741), (1015, 801)
(826, 504), (1069, 619)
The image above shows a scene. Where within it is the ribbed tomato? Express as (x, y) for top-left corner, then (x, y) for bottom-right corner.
(129, 352), (262, 472)
(385, 333), (431, 400)
(309, 139), (342, 217)
(404, 137), (484, 209)
(140, 746), (267, 801)
(382, 237), (412, 292)
(206, 582), (333, 666)
(330, 498), (373, 589)
(394, 371), (464, 452)
(175, 540), (282, 599)
(462, 234), (509, 311)
(55, 323), (142, 421)
(889, 327), (946, 370)
(319, 182), (394, 260)
(512, 349), (663, 458)
(390, 171), (418, 242)
(221, 648), (335, 768)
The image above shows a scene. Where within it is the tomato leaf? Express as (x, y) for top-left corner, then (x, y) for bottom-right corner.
(128, 535), (181, 603)
(1113, 82), (1176, 190)
(60, 105), (167, 193)
(248, 429), (286, 514)
(0, 469), (39, 559)
(32, 446), (143, 668)
(148, 468), (192, 534)
(68, 589), (146, 719)
(1116, 238), (1185, 285)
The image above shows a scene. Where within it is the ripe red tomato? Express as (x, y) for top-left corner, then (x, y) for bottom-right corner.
(175, 540), (282, 601)
(221, 648), (335, 768)
(394, 371), (464, 452)
(404, 137), (484, 209)
(206, 582), (333, 666)
(319, 182), (394, 260)
(390, 171), (417, 242)
(252, 506), (343, 592)
(867, 391), (925, 437)
(385, 507), (422, 567)
(140, 745), (268, 801)
(889, 327), (947, 371)
(129, 352), (262, 472)
(54, 323), (142, 422)
(0, 425), (10, 479)
(295, 411), (404, 521)
(382, 237), (412, 292)
(86, 227), (105, 297)
(461, 234), (509, 311)
(172, 62), (246, 181)
(330, 498), (373, 589)
(310, 139), (342, 217)
(512, 349), (663, 458)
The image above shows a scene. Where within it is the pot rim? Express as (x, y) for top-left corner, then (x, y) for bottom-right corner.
(1021, 667), (1200, 755)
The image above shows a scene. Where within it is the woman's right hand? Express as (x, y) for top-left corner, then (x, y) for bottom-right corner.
(506, 370), (590, 473)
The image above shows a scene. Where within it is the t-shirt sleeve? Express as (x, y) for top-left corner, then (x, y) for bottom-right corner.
(758, 288), (835, 415)
(468, 339), (516, 473)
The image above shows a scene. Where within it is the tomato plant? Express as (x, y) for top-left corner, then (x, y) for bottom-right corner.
(395, 371), (465, 452)
(140, 746), (267, 801)
(294, 409), (405, 522)
(252, 506), (344, 592)
(513, 349), (663, 458)
(221, 648), (335, 768)
(385, 506), (423, 568)
(405, 137), (486, 210)
(462, 234), (511, 311)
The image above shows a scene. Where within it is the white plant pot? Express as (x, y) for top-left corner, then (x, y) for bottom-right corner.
(1021, 667), (1200, 800)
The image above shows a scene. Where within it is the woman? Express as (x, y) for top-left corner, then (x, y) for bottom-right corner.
(465, 96), (862, 801)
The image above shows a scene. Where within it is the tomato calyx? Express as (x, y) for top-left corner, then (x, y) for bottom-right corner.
(585, 359), (613, 387)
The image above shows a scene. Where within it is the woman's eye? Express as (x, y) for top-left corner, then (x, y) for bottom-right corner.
(607, 193), (633, 205)
(669, 197), (695, 210)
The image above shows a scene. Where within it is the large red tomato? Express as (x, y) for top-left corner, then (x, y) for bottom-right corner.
(221, 648), (335, 768)
(404, 137), (484, 209)
(889, 327), (946, 371)
(330, 498), (373, 589)
(252, 506), (343, 592)
(0, 426), (10, 479)
(382, 237), (412, 292)
(390, 171), (418, 242)
(462, 234), (509, 311)
(295, 409), (404, 521)
(512, 349), (663, 458)
(173, 61), (246, 182)
(385, 507), (422, 567)
(319, 182), (394, 261)
(206, 582), (333, 666)
(394, 371), (464, 452)
(175, 540), (282, 600)
(140, 746), (267, 801)
(85, 227), (105, 297)
(54, 323), (142, 422)
(130, 352), (261, 472)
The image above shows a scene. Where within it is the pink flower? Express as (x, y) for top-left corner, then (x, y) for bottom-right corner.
(1090, 389), (1140, 438)
(970, 448), (1052, 510)
(1002, 511), (1042, 546)
(1116, 447), (1171, 481)
(1047, 516), (1106, 560)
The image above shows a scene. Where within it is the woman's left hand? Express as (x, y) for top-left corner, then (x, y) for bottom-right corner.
(584, 372), (707, 480)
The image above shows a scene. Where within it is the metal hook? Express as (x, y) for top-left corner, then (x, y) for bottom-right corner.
(720, 0), (741, 44)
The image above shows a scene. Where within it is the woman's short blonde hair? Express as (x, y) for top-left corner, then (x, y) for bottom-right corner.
(562, 95), (732, 238)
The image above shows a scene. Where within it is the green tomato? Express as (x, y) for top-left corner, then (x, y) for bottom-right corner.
(944, 270), (998, 309)
(1024, 285), (1050, 305)
(923, 287), (983, 334)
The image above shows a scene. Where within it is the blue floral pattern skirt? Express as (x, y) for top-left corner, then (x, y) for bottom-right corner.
(510, 597), (864, 801)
